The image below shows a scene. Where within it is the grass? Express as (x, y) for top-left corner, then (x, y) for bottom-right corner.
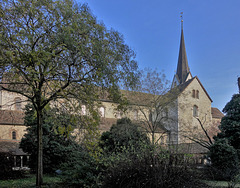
(204, 180), (240, 187)
(0, 174), (62, 188)
(2, 173), (240, 188)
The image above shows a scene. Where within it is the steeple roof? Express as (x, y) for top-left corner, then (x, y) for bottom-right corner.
(176, 29), (190, 84)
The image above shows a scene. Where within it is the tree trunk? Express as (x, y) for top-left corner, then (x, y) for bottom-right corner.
(36, 109), (43, 187)
(151, 131), (156, 166)
(152, 132), (155, 146)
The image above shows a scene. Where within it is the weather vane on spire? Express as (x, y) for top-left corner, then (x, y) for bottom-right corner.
(180, 12), (183, 30)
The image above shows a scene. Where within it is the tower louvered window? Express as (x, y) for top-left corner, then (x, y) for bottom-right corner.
(192, 90), (195, 98)
(196, 90), (199, 99)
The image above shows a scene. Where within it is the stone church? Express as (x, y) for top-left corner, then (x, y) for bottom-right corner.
(0, 26), (223, 168)
(166, 27), (224, 153)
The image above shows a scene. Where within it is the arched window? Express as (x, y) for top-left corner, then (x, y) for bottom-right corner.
(99, 107), (105, 117)
(149, 111), (152, 122)
(12, 131), (16, 140)
(192, 90), (195, 98)
(163, 108), (168, 118)
(193, 105), (198, 117)
(133, 110), (138, 120)
(160, 136), (165, 145)
(196, 90), (199, 99)
(15, 97), (21, 110)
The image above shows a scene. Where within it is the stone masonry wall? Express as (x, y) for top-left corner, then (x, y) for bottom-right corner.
(178, 78), (212, 144)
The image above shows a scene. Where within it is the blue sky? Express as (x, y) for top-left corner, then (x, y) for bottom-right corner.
(79, 0), (240, 112)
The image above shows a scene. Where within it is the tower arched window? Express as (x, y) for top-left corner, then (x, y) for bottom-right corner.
(15, 97), (21, 110)
(193, 105), (198, 117)
(12, 131), (16, 140)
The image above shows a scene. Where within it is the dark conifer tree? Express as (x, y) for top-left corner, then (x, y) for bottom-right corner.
(20, 104), (81, 174)
(215, 94), (240, 151)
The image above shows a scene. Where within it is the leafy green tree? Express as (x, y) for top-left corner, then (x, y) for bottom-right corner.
(215, 94), (240, 152)
(20, 104), (80, 174)
(0, 0), (139, 186)
(100, 118), (150, 153)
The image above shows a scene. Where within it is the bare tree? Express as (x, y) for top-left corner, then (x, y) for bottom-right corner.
(182, 114), (221, 151)
(184, 117), (214, 150)
(124, 68), (178, 146)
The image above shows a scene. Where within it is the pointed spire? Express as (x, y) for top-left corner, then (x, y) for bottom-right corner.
(171, 13), (192, 89)
(176, 20), (190, 84)
(181, 12), (183, 30)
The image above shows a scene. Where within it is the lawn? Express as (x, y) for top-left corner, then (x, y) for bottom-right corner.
(204, 180), (240, 188)
(0, 174), (62, 188)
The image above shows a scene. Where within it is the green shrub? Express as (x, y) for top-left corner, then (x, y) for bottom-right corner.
(100, 118), (150, 153)
(60, 145), (99, 187)
(209, 140), (239, 180)
(99, 118), (209, 187)
(101, 149), (209, 188)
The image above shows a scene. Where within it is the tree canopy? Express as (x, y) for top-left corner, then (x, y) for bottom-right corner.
(0, 0), (139, 106)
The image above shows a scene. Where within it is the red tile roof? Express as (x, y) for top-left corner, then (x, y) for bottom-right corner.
(0, 110), (24, 125)
(0, 141), (27, 155)
(211, 107), (224, 119)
